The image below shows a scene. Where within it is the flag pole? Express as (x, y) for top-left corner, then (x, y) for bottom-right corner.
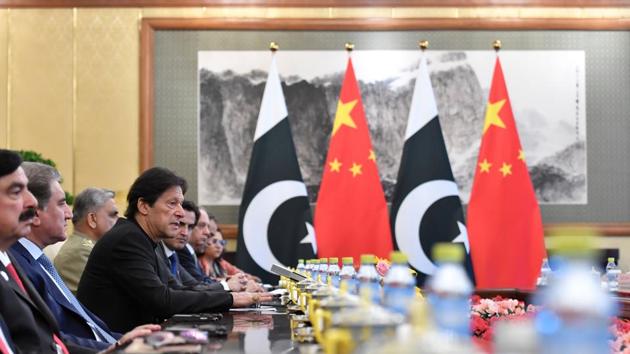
(493, 39), (502, 57)
(419, 40), (428, 62)
(345, 42), (354, 58)
(419, 39), (429, 51)
(269, 41), (279, 54)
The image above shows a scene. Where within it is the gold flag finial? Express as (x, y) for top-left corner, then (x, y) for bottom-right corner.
(419, 40), (429, 51)
(269, 42), (279, 52)
(493, 40), (502, 52)
(345, 42), (354, 52)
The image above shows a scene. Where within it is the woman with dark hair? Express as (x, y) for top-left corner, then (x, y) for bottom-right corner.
(201, 229), (262, 289)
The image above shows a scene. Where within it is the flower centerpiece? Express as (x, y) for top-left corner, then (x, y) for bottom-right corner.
(470, 295), (538, 341)
(610, 317), (630, 353)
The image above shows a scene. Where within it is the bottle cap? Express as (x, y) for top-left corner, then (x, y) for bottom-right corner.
(360, 254), (376, 264)
(608, 257), (615, 262)
(342, 257), (354, 265)
(298, 259), (304, 264)
(390, 251), (408, 264)
(329, 257), (339, 264)
(313, 259), (320, 264)
(432, 243), (464, 263)
(320, 257), (328, 264)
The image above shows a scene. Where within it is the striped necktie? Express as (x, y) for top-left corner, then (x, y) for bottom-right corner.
(37, 255), (116, 344)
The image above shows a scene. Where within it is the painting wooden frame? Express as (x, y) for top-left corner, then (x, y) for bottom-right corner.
(140, 15), (630, 236)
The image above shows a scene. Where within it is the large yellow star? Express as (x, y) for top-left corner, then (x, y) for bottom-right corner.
(479, 158), (492, 173)
(349, 162), (362, 177)
(329, 158), (342, 172)
(483, 99), (507, 134)
(368, 149), (376, 162)
(332, 99), (358, 136)
(500, 162), (512, 177)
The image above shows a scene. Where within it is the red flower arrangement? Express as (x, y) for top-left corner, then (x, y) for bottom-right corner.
(610, 318), (630, 354)
(470, 295), (537, 341)
(470, 296), (630, 354)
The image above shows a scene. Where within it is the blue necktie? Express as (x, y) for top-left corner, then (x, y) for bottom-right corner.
(168, 253), (178, 278)
(37, 255), (116, 344)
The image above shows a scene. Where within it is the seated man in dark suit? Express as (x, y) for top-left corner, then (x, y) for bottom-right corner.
(0, 314), (16, 353)
(161, 200), (251, 292)
(11, 162), (161, 352)
(177, 206), (216, 284)
(78, 167), (271, 332)
(0, 150), (86, 354)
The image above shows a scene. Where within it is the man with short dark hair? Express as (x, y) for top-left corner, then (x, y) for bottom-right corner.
(10, 163), (118, 351)
(55, 187), (118, 293)
(0, 152), (81, 353)
(78, 167), (270, 332)
(159, 201), (248, 292)
(180, 208), (217, 282)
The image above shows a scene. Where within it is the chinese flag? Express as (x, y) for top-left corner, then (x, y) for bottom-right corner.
(314, 58), (393, 262)
(468, 57), (546, 290)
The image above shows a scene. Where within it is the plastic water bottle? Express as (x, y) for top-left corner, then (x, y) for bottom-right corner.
(339, 257), (357, 294)
(383, 251), (416, 316)
(296, 259), (305, 275)
(357, 254), (381, 304)
(319, 258), (329, 284)
(426, 243), (472, 339)
(537, 257), (552, 286)
(606, 257), (621, 291)
(310, 259), (319, 280)
(328, 257), (341, 288)
(535, 235), (617, 354)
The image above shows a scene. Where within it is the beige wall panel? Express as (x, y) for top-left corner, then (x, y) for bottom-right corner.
(9, 9), (74, 190)
(0, 10), (7, 148)
(75, 8), (139, 198)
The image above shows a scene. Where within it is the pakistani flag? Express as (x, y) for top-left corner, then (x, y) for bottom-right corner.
(236, 55), (317, 284)
(390, 56), (475, 286)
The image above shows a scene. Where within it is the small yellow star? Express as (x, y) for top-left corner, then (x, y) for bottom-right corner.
(479, 159), (492, 173)
(368, 150), (376, 162)
(483, 99), (507, 134)
(518, 150), (526, 162)
(332, 99), (358, 136)
(500, 162), (512, 177)
(349, 163), (362, 177)
(329, 158), (342, 172)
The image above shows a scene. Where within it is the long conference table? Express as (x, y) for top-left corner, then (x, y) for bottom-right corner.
(121, 296), (318, 353)
(119, 289), (630, 353)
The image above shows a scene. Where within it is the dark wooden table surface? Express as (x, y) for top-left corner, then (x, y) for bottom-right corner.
(152, 298), (320, 353)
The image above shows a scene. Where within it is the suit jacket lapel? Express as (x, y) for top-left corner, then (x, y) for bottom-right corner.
(8, 253), (61, 334)
(0, 262), (38, 307)
(12, 243), (89, 322)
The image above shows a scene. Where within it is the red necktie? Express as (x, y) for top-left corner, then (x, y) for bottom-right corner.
(5, 264), (25, 293)
(5, 263), (68, 354)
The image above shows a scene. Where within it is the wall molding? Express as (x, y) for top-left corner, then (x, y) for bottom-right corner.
(2, 0), (630, 8)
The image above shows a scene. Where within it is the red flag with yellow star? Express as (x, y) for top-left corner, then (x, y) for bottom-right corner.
(314, 57), (393, 262)
(467, 57), (546, 290)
